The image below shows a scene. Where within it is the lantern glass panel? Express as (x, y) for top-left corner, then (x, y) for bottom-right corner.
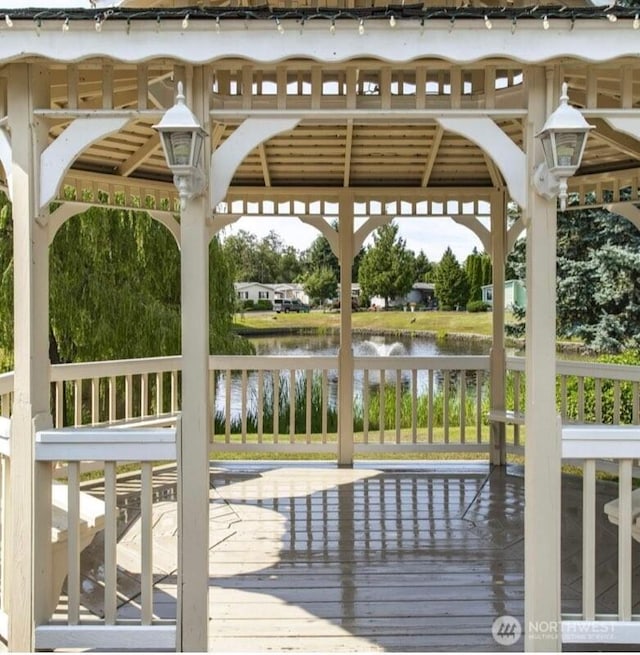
(555, 132), (581, 167)
(169, 131), (194, 167)
(540, 133), (555, 170)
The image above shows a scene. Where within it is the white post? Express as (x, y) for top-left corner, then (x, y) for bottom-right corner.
(337, 191), (354, 467)
(7, 63), (53, 650)
(524, 67), (561, 652)
(490, 190), (507, 466)
(176, 68), (210, 652)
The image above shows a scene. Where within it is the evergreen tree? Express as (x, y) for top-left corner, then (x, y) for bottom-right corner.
(357, 222), (415, 308)
(464, 248), (489, 302)
(413, 250), (434, 282)
(434, 247), (469, 310)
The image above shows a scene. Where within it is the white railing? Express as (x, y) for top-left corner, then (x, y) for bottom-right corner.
(0, 372), (13, 418)
(561, 425), (640, 645)
(33, 424), (178, 651)
(0, 416), (9, 642)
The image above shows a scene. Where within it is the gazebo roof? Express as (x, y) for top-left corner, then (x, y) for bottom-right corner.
(0, 1), (637, 210)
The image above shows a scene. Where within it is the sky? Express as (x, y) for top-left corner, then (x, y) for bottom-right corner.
(221, 215), (486, 263)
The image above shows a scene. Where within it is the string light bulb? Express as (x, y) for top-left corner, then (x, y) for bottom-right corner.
(182, 13), (189, 30)
(35, 18), (41, 36)
(126, 18), (131, 34)
(62, 17), (70, 32)
(95, 16), (102, 32)
(215, 16), (220, 32)
(389, 14), (396, 27)
(634, 13), (640, 29)
(4, 14), (12, 28)
(542, 15), (549, 29)
(608, 12), (617, 22)
(420, 17), (425, 35)
(448, 16), (455, 32)
(276, 17), (284, 33)
(358, 18), (365, 35)
(329, 18), (336, 34)
(484, 14), (492, 29)
(511, 16), (517, 34)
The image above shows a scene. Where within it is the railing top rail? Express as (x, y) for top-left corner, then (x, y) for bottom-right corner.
(50, 355), (183, 381)
(210, 354), (338, 370)
(354, 355), (490, 370)
(556, 358), (640, 382)
(562, 424), (640, 459)
(35, 426), (177, 462)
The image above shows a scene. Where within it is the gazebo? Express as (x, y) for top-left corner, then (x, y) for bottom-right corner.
(1, 0), (640, 651)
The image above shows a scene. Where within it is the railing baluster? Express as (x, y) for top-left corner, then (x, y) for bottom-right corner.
(257, 370), (264, 443)
(156, 372), (163, 416)
(141, 373), (149, 418)
(74, 379), (82, 426)
(633, 381), (639, 425)
(273, 372), (280, 444)
(321, 370), (328, 444)
(67, 462), (81, 624)
(379, 368), (385, 444)
(305, 370), (312, 444)
(582, 458), (596, 621)
(225, 371), (231, 443)
(289, 369), (296, 443)
(141, 462), (153, 625)
(443, 370), (450, 444)
(241, 370), (248, 441)
(91, 378), (99, 425)
(411, 369), (418, 444)
(559, 375), (567, 420)
(460, 370), (466, 444)
(109, 377), (117, 422)
(363, 369), (370, 444)
(614, 380), (621, 424)
(55, 381), (64, 427)
(395, 369), (401, 444)
(476, 370), (482, 444)
(170, 371), (179, 413)
(513, 371), (521, 447)
(428, 369), (434, 443)
(618, 458), (633, 621)
(0, 454), (8, 618)
(104, 461), (117, 624)
(209, 369), (216, 443)
(125, 375), (133, 420)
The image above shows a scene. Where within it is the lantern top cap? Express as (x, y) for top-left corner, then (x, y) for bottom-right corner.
(537, 82), (594, 136)
(152, 81), (206, 135)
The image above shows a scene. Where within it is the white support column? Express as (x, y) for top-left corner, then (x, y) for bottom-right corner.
(524, 68), (561, 652)
(337, 191), (354, 467)
(489, 191), (507, 466)
(7, 63), (53, 652)
(176, 68), (210, 653)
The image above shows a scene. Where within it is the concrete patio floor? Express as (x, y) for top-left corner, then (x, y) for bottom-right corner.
(65, 461), (639, 652)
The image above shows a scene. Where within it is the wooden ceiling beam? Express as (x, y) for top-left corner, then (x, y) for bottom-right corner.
(117, 133), (161, 177)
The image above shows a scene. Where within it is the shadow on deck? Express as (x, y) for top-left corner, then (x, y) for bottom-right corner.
(69, 461), (638, 652)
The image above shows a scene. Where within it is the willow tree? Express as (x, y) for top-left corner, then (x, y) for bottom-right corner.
(0, 196), (251, 370)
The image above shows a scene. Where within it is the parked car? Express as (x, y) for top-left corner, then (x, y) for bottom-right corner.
(274, 298), (310, 313)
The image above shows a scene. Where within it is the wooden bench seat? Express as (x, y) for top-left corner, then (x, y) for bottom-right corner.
(487, 409), (526, 426)
(603, 488), (640, 543)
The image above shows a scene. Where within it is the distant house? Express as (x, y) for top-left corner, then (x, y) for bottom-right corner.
(234, 282), (275, 304)
(481, 279), (527, 310)
(234, 282), (310, 306)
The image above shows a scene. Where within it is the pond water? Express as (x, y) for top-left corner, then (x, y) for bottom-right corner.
(249, 332), (492, 357)
(214, 333), (494, 422)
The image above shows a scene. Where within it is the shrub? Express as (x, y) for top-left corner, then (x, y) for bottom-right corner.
(467, 300), (490, 313)
(256, 299), (273, 311)
(242, 299), (255, 310)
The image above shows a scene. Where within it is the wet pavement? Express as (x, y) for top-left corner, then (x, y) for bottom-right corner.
(65, 461), (639, 652)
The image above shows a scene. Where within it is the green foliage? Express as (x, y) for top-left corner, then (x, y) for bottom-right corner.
(0, 198), (251, 367)
(466, 300), (489, 313)
(413, 250), (434, 282)
(256, 299), (273, 311)
(464, 248), (491, 302)
(357, 221), (415, 308)
(434, 247), (469, 310)
(301, 266), (337, 306)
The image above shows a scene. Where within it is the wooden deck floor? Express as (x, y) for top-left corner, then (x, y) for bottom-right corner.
(73, 461), (639, 652)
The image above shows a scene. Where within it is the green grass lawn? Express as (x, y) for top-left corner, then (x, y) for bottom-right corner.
(234, 309), (512, 339)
